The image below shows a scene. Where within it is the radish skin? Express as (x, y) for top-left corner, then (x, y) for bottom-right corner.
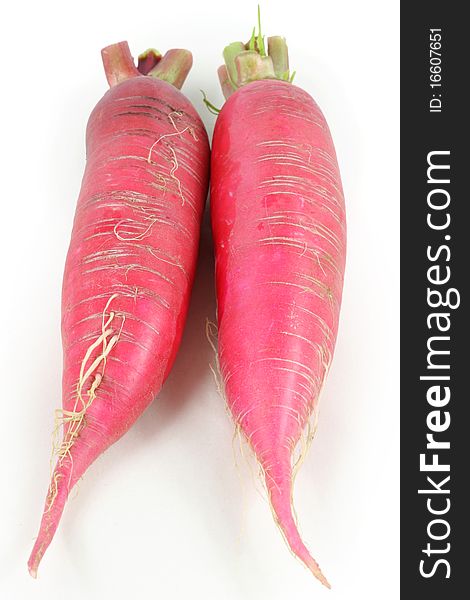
(210, 27), (346, 588)
(28, 41), (209, 576)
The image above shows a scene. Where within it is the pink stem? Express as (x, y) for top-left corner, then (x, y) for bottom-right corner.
(101, 41), (141, 87)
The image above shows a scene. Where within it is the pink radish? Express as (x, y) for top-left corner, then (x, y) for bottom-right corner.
(28, 41), (209, 576)
(210, 17), (346, 588)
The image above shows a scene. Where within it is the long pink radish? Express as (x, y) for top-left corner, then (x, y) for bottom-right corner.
(210, 19), (346, 588)
(28, 41), (209, 576)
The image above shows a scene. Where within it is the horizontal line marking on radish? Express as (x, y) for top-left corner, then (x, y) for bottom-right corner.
(127, 104), (171, 114)
(102, 126), (206, 152)
(261, 191), (345, 225)
(274, 388), (311, 411)
(113, 110), (168, 120)
(65, 329), (153, 355)
(258, 181), (341, 203)
(127, 103), (181, 112)
(80, 262), (178, 285)
(256, 216), (344, 253)
(312, 177), (345, 199)
(251, 355), (320, 370)
(295, 273), (335, 296)
(263, 163), (342, 191)
(259, 173), (340, 195)
(256, 157), (340, 185)
(80, 249), (142, 263)
(81, 189), (164, 205)
(92, 152), (204, 191)
(78, 244), (190, 277)
(107, 128), (169, 140)
(296, 380), (319, 400)
(106, 330), (156, 352)
(79, 245), (189, 278)
(67, 354), (160, 386)
(80, 228), (148, 243)
(252, 102), (328, 130)
(272, 366), (320, 392)
(251, 107), (327, 130)
(257, 232), (332, 253)
(112, 93), (177, 106)
(79, 201), (168, 216)
(63, 289), (164, 314)
(268, 404), (305, 427)
(280, 331), (332, 364)
(224, 235), (341, 266)
(258, 279), (327, 301)
(68, 285), (172, 311)
(103, 153), (153, 161)
(110, 95), (192, 117)
(95, 166), (170, 186)
(71, 310), (161, 336)
(78, 216), (193, 242)
(256, 236), (341, 267)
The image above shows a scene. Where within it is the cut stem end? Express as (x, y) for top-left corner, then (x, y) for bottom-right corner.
(101, 41), (141, 87)
(148, 49), (193, 89)
(218, 7), (293, 99)
(101, 42), (193, 90)
(138, 48), (162, 75)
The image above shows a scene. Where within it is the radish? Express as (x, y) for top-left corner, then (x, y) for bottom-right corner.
(28, 41), (209, 577)
(210, 15), (346, 588)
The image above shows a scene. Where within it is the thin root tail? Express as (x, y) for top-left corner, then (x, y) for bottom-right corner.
(28, 467), (69, 578)
(267, 473), (331, 588)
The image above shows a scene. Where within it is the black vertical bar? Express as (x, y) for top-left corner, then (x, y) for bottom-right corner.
(401, 3), (467, 597)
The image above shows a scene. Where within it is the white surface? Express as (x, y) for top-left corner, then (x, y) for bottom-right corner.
(0, 0), (399, 598)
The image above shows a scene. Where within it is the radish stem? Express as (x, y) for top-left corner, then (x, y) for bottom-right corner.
(148, 49), (193, 89)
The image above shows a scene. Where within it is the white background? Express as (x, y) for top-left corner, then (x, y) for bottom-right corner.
(0, 1), (399, 598)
